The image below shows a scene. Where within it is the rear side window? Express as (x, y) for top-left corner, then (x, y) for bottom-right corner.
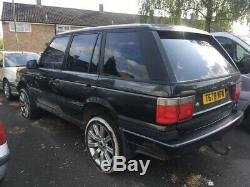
(159, 32), (237, 82)
(67, 34), (98, 72)
(103, 32), (149, 80)
(40, 36), (70, 69)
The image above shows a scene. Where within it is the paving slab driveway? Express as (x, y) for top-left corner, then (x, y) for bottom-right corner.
(0, 93), (250, 187)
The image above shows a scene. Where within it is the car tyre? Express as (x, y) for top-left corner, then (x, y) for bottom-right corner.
(3, 80), (12, 100)
(19, 88), (37, 119)
(85, 115), (122, 174)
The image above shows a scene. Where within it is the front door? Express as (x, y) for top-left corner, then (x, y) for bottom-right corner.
(33, 35), (71, 112)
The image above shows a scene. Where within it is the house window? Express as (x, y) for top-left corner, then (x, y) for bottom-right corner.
(9, 22), (31, 32)
(56, 25), (71, 33)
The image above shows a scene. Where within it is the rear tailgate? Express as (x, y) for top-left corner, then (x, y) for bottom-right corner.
(173, 74), (240, 132)
(158, 31), (240, 132)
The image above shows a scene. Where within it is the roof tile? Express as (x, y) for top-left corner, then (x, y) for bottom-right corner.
(1, 2), (139, 26)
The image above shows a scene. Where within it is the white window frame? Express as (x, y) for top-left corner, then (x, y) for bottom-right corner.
(9, 22), (32, 32)
(56, 25), (71, 33)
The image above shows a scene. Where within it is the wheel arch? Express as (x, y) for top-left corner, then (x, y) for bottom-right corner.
(83, 97), (129, 157)
(2, 77), (8, 82)
(16, 81), (27, 93)
(2, 77), (7, 88)
(83, 97), (119, 127)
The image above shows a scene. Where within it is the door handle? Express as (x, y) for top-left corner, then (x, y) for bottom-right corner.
(74, 81), (91, 88)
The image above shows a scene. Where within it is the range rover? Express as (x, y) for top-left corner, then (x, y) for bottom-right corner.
(17, 24), (243, 173)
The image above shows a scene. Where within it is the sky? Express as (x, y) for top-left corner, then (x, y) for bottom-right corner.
(0, 0), (249, 37)
(0, 0), (140, 36)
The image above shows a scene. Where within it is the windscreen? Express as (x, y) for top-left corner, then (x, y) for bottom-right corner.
(159, 32), (237, 82)
(4, 53), (39, 67)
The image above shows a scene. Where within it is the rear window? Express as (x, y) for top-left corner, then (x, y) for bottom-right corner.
(159, 32), (237, 82)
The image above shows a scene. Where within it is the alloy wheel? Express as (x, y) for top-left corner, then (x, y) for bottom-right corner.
(87, 121), (115, 170)
(19, 91), (30, 118)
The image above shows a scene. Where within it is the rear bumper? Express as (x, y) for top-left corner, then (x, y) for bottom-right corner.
(120, 110), (243, 160)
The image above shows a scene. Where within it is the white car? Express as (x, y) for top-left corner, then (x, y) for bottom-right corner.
(0, 122), (9, 181)
(0, 51), (40, 100)
(212, 32), (250, 119)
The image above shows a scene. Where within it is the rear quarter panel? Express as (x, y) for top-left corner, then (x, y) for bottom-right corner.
(95, 78), (172, 124)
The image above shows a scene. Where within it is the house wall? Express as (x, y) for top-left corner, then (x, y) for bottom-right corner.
(2, 22), (55, 53)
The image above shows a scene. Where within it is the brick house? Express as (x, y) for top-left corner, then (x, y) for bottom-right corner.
(1, 1), (139, 53)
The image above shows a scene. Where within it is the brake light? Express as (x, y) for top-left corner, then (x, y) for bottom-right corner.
(156, 96), (195, 125)
(232, 83), (240, 102)
(0, 122), (6, 145)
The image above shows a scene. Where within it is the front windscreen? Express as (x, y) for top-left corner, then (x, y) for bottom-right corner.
(4, 53), (39, 67)
(159, 32), (237, 82)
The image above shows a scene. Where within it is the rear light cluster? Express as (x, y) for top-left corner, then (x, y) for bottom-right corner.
(156, 96), (195, 125)
(231, 83), (241, 103)
(0, 122), (7, 145)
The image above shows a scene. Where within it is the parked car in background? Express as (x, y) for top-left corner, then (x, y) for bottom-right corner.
(0, 51), (40, 100)
(18, 24), (243, 173)
(212, 32), (250, 121)
(0, 122), (10, 181)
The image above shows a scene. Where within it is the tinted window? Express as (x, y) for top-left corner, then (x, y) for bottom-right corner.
(40, 36), (70, 69)
(103, 32), (149, 80)
(67, 34), (98, 72)
(160, 32), (237, 82)
(89, 35), (101, 73)
(4, 53), (39, 67)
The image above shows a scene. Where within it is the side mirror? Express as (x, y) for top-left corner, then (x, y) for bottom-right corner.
(238, 56), (250, 74)
(26, 60), (38, 69)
